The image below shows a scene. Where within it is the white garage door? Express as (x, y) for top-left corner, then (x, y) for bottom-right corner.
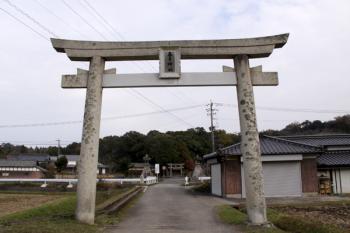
(242, 162), (302, 197)
(211, 164), (222, 196)
(340, 170), (350, 193)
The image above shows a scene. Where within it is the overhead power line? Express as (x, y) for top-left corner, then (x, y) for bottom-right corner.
(0, 6), (48, 40)
(256, 106), (350, 114)
(130, 90), (195, 128)
(79, 0), (151, 73)
(1, 0), (197, 128)
(43, 0), (196, 115)
(0, 104), (202, 129)
(81, 0), (156, 71)
(220, 103), (350, 114)
(3, 0), (58, 37)
(79, 0), (199, 107)
(62, 0), (108, 40)
(33, 0), (88, 38)
(63, 0), (195, 126)
(81, 0), (125, 40)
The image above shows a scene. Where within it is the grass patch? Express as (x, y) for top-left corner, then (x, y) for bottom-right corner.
(0, 187), (137, 233)
(216, 205), (247, 225)
(216, 205), (285, 233)
(0, 193), (68, 217)
(96, 186), (140, 211)
(268, 208), (348, 233)
(273, 216), (345, 233)
(217, 204), (349, 233)
(269, 199), (350, 208)
(95, 191), (143, 226)
(0, 182), (41, 187)
(0, 190), (75, 196)
(0, 196), (98, 233)
(95, 187), (131, 207)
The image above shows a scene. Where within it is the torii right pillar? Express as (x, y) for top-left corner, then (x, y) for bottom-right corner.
(234, 54), (267, 224)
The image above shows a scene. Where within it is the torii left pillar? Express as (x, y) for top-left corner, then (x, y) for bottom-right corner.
(76, 56), (105, 224)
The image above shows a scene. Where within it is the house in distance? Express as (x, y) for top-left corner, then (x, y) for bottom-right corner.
(0, 160), (47, 178)
(204, 134), (350, 198)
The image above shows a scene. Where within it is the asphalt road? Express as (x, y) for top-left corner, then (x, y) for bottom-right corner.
(107, 178), (238, 233)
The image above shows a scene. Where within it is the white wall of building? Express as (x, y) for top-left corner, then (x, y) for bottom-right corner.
(211, 163), (222, 196)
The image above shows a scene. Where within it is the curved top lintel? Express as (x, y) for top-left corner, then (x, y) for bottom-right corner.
(51, 33), (289, 61)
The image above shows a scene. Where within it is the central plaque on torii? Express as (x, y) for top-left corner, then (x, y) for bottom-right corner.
(51, 34), (289, 225)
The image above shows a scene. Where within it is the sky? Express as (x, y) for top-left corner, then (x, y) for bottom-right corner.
(0, 0), (349, 147)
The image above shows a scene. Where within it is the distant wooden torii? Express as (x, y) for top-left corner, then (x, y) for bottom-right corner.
(51, 33), (289, 225)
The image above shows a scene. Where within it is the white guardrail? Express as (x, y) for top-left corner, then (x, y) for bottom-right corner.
(0, 176), (158, 186)
(198, 176), (211, 181)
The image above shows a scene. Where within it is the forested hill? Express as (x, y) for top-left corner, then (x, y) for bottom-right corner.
(1, 115), (350, 171)
(261, 115), (350, 136)
(0, 128), (240, 173)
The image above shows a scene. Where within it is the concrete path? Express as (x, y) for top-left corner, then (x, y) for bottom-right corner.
(106, 178), (239, 233)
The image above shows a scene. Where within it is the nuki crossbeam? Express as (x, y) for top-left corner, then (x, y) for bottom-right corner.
(61, 66), (278, 88)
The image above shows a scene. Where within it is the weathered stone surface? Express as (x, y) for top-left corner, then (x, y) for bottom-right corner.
(51, 34), (289, 61)
(75, 56), (105, 225)
(61, 70), (278, 88)
(234, 54), (267, 224)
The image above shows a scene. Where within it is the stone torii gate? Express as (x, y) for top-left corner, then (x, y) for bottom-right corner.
(50, 34), (288, 225)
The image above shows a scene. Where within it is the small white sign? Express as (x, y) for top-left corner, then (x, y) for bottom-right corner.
(155, 164), (160, 174)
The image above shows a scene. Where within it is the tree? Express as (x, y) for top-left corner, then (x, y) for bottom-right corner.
(47, 146), (58, 156)
(45, 162), (56, 178)
(114, 157), (130, 176)
(19, 145), (28, 153)
(184, 158), (195, 172)
(55, 156), (68, 173)
(2, 114), (350, 171)
(63, 142), (81, 155)
(118, 131), (146, 162)
(145, 133), (180, 164)
(215, 130), (240, 148)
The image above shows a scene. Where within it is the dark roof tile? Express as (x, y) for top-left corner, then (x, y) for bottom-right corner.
(280, 134), (350, 147)
(0, 160), (37, 167)
(7, 154), (50, 162)
(317, 151), (350, 166)
(220, 136), (321, 155)
(204, 135), (321, 159)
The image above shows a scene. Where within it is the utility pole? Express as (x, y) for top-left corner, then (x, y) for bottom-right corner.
(206, 101), (217, 152)
(56, 139), (61, 156)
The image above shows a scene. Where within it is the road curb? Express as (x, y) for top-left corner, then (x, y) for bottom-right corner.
(97, 186), (143, 214)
